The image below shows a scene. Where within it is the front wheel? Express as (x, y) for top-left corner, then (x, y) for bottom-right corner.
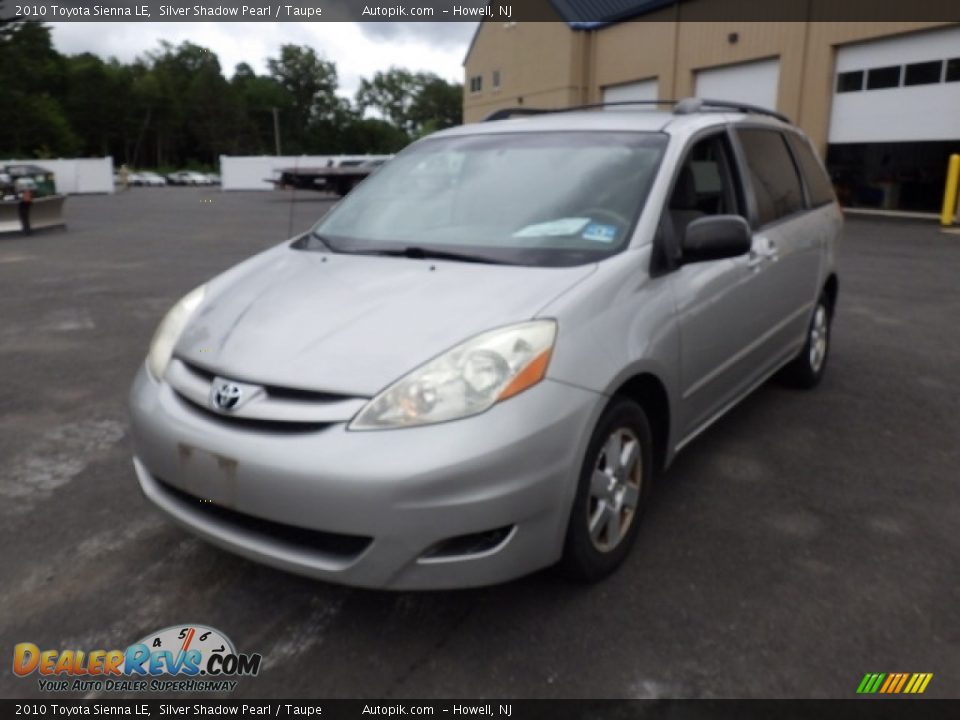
(560, 397), (653, 582)
(779, 292), (832, 389)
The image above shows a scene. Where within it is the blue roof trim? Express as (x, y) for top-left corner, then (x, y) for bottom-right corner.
(463, 0), (680, 65)
(550, 0), (679, 26)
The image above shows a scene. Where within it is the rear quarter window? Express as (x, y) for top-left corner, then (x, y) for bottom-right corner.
(736, 128), (805, 227)
(785, 133), (836, 208)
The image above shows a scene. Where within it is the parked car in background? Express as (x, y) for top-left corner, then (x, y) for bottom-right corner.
(4, 164), (57, 197)
(205, 173), (221, 185)
(167, 171), (211, 186)
(130, 98), (840, 590)
(0, 172), (13, 201)
(134, 172), (168, 187)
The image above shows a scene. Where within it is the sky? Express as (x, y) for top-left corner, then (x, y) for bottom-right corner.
(49, 22), (478, 98)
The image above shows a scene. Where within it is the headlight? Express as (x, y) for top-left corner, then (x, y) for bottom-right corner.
(349, 320), (557, 430)
(146, 284), (206, 381)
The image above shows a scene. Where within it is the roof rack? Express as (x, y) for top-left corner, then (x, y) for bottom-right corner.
(483, 98), (791, 124)
(673, 97), (790, 124)
(483, 100), (677, 122)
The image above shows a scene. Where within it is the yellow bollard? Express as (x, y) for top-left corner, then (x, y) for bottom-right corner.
(942, 154), (960, 226)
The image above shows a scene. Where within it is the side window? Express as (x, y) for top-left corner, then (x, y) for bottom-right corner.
(668, 133), (743, 238)
(736, 128), (805, 226)
(785, 133), (836, 207)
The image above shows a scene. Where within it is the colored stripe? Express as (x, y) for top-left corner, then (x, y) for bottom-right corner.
(879, 675), (895, 693)
(885, 674), (902, 693)
(893, 673), (909, 693)
(856, 674), (874, 693)
(904, 674), (919, 693)
(868, 673), (886, 693)
(917, 674), (933, 694)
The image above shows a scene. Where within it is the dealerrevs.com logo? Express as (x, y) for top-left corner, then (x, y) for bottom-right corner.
(13, 624), (262, 693)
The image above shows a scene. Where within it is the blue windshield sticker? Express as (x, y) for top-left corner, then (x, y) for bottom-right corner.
(582, 223), (618, 243)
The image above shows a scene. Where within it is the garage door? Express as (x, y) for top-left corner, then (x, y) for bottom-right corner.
(602, 78), (659, 108)
(695, 58), (780, 111)
(828, 25), (960, 143)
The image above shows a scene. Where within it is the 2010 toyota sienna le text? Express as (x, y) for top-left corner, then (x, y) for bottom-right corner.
(129, 99), (841, 590)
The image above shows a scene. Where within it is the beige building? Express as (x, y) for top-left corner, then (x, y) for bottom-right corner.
(463, 5), (960, 212)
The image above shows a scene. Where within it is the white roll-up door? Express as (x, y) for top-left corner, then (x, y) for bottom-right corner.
(828, 25), (960, 143)
(602, 78), (659, 108)
(695, 58), (780, 111)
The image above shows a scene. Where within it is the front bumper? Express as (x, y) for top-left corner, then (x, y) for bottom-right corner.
(129, 366), (603, 589)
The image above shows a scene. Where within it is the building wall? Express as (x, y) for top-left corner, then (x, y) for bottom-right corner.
(591, 7), (677, 104)
(463, 3), (953, 152)
(463, 18), (587, 124)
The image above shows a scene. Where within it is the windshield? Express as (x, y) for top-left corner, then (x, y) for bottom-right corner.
(307, 131), (668, 267)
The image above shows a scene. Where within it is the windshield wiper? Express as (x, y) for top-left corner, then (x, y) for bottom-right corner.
(348, 245), (509, 265)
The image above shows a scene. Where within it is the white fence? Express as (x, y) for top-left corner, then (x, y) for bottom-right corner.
(2, 157), (114, 195)
(219, 155), (389, 191)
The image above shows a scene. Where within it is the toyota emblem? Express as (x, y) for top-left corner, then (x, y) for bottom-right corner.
(212, 380), (243, 411)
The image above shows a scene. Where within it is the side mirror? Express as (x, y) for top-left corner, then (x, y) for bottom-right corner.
(681, 215), (752, 263)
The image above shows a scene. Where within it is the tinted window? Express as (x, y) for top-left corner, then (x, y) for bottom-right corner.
(946, 58), (960, 82)
(668, 134), (743, 237)
(837, 70), (864, 93)
(736, 128), (805, 226)
(904, 60), (943, 86)
(866, 65), (901, 90)
(786, 134), (835, 207)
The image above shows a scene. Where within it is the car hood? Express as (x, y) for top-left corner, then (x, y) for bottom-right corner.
(176, 246), (595, 396)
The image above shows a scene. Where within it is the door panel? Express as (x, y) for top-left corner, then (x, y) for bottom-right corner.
(672, 254), (774, 438)
(664, 131), (782, 439)
(731, 128), (823, 375)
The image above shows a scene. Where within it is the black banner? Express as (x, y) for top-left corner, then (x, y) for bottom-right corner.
(2, 0), (960, 23)
(1, 700), (959, 719)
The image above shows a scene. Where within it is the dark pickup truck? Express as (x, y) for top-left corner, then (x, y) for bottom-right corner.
(268, 158), (388, 196)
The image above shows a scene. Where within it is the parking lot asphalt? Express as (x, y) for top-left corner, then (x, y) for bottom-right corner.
(1, 187), (958, 699)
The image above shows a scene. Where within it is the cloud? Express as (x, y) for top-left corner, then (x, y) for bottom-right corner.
(354, 21), (478, 48)
(48, 21), (471, 96)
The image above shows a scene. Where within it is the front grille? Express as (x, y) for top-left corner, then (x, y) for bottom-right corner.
(180, 359), (354, 404)
(156, 477), (373, 559)
(173, 391), (331, 433)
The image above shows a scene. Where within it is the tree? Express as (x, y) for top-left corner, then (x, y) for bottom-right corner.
(231, 63), (293, 155)
(145, 40), (228, 166)
(410, 77), (463, 135)
(355, 67), (420, 134)
(356, 68), (462, 137)
(0, 24), (457, 164)
(0, 21), (76, 157)
(267, 45), (341, 153)
(62, 53), (119, 157)
(337, 117), (411, 154)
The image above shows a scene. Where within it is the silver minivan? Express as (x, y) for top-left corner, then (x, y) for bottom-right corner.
(129, 99), (841, 589)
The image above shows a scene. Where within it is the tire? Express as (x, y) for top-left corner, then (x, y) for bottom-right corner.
(560, 397), (654, 582)
(779, 291), (832, 389)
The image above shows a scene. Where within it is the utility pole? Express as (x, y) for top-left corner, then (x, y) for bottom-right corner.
(272, 107), (282, 156)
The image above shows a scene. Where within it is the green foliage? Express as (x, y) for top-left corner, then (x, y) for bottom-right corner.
(0, 23), (465, 166)
(356, 67), (463, 136)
